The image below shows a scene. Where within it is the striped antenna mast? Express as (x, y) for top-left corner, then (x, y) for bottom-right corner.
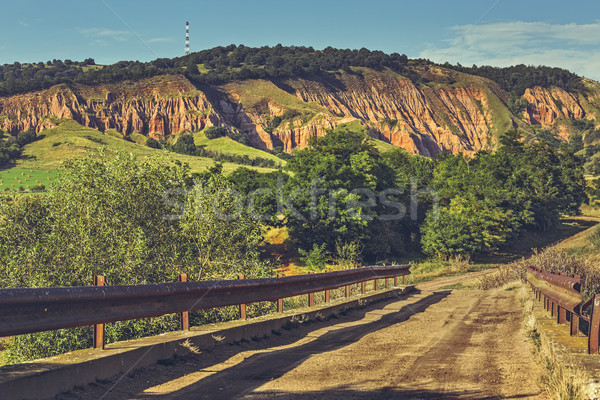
(185, 21), (190, 56)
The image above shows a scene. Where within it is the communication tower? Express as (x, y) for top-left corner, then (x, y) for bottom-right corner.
(185, 22), (190, 56)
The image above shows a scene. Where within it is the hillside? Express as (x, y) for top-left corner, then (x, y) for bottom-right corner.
(14, 120), (278, 174)
(1, 46), (599, 157)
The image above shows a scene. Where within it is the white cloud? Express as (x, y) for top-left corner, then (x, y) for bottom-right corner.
(18, 20), (29, 28)
(78, 27), (131, 42)
(147, 37), (173, 43)
(419, 20), (600, 81)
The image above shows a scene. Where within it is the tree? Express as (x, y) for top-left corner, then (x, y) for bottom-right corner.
(146, 137), (161, 149)
(420, 196), (513, 257)
(203, 126), (227, 139)
(284, 126), (396, 255)
(172, 134), (196, 155)
(16, 127), (37, 146)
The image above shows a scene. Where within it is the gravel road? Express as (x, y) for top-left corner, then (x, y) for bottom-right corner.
(60, 278), (544, 400)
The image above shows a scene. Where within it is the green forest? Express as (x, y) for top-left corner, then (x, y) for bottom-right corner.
(0, 45), (584, 96)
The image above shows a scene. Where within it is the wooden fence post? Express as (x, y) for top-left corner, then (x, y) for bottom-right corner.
(93, 275), (105, 349)
(277, 273), (284, 312)
(308, 272), (314, 307)
(179, 274), (189, 331)
(238, 274), (246, 320)
(589, 294), (600, 354)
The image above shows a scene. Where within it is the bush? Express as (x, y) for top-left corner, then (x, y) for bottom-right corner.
(230, 131), (249, 145)
(172, 134), (196, 155)
(16, 127), (37, 146)
(299, 243), (330, 271)
(203, 126), (227, 139)
(146, 137), (161, 149)
(334, 240), (361, 269)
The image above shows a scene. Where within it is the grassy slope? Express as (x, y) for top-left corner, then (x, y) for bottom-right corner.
(193, 130), (284, 164)
(221, 79), (328, 116)
(14, 120), (277, 174)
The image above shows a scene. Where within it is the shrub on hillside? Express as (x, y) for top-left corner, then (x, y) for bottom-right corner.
(172, 134), (196, 155)
(203, 126), (227, 139)
(16, 127), (37, 146)
(146, 137), (161, 149)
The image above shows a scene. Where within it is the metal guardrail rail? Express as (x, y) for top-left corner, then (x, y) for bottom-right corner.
(525, 266), (600, 354)
(0, 265), (410, 349)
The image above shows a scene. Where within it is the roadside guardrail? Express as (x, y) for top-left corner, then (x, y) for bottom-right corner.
(525, 266), (600, 354)
(0, 265), (410, 349)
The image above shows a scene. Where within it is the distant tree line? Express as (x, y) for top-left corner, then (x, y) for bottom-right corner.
(0, 45), (586, 99)
(1, 45), (422, 96)
(444, 63), (584, 96)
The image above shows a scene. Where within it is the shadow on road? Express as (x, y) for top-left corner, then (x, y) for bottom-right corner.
(149, 291), (452, 400)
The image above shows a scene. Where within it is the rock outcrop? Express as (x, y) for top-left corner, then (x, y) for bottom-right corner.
(523, 86), (585, 126)
(0, 76), (223, 139)
(1, 69), (598, 156)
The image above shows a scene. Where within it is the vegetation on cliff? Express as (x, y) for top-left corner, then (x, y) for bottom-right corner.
(0, 45), (584, 97)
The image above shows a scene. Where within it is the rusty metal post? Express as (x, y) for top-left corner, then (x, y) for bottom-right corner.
(385, 278), (389, 290)
(394, 276), (398, 287)
(361, 281), (366, 294)
(374, 279), (378, 292)
(403, 275), (406, 285)
(589, 294), (600, 354)
(557, 306), (567, 324)
(570, 312), (579, 336)
(277, 273), (283, 312)
(179, 273), (189, 331)
(551, 301), (556, 317)
(345, 284), (350, 298)
(93, 275), (105, 349)
(325, 288), (330, 303)
(238, 274), (246, 320)
(308, 272), (314, 307)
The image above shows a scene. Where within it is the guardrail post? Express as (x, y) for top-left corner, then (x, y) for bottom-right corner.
(570, 312), (579, 336)
(345, 283), (350, 298)
(179, 273), (190, 331)
(385, 278), (389, 290)
(277, 273), (284, 312)
(361, 281), (366, 294)
(557, 306), (567, 324)
(374, 279), (378, 292)
(93, 275), (105, 349)
(589, 294), (600, 354)
(394, 276), (398, 287)
(238, 274), (246, 320)
(551, 301), (556, 317)
(308, 272), (314, 307)
(403, 275), (406, 285)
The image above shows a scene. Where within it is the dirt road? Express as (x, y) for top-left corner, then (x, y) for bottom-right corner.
(60, 281), (544, 400)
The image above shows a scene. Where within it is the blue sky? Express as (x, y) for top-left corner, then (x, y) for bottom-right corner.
(2, 0), (600, 79)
